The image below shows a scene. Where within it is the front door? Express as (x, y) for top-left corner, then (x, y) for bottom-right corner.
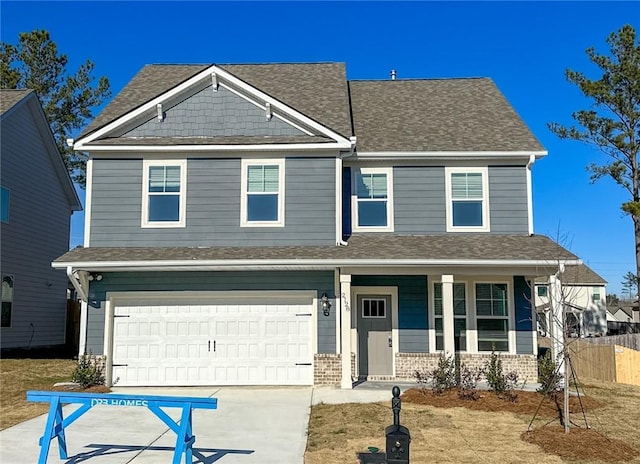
(357, 295), (393, 377)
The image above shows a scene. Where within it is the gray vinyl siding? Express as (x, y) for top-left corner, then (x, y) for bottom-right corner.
(488, 166), (529, 234)
(122, 85), (305, 138)
(351, 275), (429, 353)
(0, 101), (73, 349)
(85, 271), (336, 355)
(89, 157), (336, 246)
(394, 166), (446, 234)
(351, 165), (529, 235)
(513, 275), (534, 355)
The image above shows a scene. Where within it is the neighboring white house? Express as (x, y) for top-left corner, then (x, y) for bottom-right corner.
(535, 264), (607, 338)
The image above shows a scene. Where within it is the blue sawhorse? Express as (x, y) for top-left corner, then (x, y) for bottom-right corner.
(27, 390), (218, 464)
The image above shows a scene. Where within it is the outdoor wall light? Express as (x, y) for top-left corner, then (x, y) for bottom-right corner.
(87, 273), (103, 282)
(320, 292), (332, 317)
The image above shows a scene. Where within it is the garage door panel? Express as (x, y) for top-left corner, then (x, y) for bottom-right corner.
(112, 296), (314, 386)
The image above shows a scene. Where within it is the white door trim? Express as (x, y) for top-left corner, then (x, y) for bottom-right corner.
(351, 286), (398, 378)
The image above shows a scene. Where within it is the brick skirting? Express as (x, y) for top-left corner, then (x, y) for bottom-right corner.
(314, 353), (356, 385)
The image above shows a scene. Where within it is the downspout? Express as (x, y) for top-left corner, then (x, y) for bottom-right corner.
(335, 136), (357, 247)
(526, 154), (535, 235)
(67, 266), (88, 302)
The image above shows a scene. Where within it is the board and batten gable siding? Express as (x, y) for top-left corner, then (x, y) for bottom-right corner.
(0, 100), (73, 348)
(347, 165), (529, 235)
(89, 156), (336, 246)
(120, 84), (306, 138)
(85, 271), (336, 355)
(351, 275), (429, 353)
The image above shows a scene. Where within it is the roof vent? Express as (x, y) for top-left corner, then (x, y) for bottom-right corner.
(390, 70), (397, 80)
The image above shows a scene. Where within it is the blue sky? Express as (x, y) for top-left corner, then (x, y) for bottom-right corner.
(1, 1), (638, 296)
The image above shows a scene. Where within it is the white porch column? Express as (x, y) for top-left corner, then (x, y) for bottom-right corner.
(78, 300), (88, 357)
(441, 274), (455, 357)
(549, 273), (566, 386)
(339, 273), (352, 389)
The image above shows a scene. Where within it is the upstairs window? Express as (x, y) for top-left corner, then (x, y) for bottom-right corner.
(241, 159), (284, 227)
(2, 275), (13, 328)
(353, 168), (393, 232)
(592, 287), (601, 302)
(446, 167), (489, 232)
(1, 187), (8, 223)
(142, 160), (186, 227)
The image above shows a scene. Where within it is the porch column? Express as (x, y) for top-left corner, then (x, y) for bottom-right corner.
(549, 273), (566, 386)
(441, 275), (455, 357)
(78, 300), (88, 357)
(339, 273), (352, 389)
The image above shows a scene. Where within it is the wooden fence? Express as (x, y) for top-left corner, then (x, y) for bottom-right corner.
(568, 339), (640, 386)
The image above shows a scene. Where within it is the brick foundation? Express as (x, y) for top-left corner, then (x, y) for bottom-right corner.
(394, 352), (538, 384)
(314, 354), (342, 385)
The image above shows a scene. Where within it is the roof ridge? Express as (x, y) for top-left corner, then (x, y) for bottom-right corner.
(349, 77), (491, 82)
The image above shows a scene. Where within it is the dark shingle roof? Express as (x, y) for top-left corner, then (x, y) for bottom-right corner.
(349, 78), (544, 152)
(0, 89), (32, 115)
(54, 234), (577, 267)
(80, 63), (352, 139)
(560, 264), (607, 285)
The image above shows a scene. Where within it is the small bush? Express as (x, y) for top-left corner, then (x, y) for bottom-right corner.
(458, 364), (483, 400)
(414, 354), (456, 395)
(484, 349), (520, 402)
(537, 350), (562, 395)
(71, 353), (105, 388)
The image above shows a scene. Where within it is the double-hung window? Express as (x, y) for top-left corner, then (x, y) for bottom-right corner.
(142, 160), (186, 227)
(1, 187), (9, 223)
(1, 275), (13, 328)
(241, 159), (284, 227)
(353, 167), (393, 231)
(433, 282), (467, 351)
(475, 283), (509, 351)
(445, 167), (489, 232)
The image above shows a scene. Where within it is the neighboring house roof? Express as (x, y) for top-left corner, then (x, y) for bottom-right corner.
(560, 264), (607, 285)
(0, 89), (82, 211)
(348, 78), (545, 153)
(79, 62), (353, 140)
(53, 234), (578, 269)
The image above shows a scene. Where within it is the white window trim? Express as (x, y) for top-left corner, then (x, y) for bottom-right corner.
(141, 159), (187, 228)
(351, 167), (394, 233)
(473, 280), (515, 354)
(429, 280), (469, 353)
(445, 166), (490, 232)
(240, 158), (285, 228)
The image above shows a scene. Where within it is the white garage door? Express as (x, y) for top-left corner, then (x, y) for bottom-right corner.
(111, 293), (314, 386)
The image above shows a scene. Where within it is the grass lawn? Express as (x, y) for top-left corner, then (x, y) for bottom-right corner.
(0, 358), (76, 430)
(305, 380), (640, 464)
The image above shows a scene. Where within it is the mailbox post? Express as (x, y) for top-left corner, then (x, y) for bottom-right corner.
(385, 386), (411, 464)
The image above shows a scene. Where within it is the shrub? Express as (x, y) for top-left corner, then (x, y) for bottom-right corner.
(537, 350), (562, 395)
(458, 364), (483, 400)
(71, 353), (105, 388)
(414, 354), (456, 395)
(483, 348), (520, 402)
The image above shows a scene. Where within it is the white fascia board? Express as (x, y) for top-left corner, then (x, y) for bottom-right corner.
(74, 141), (352, 152)
(53, 258), (582, 272)
(356, 150), (548, 160)
(75, 64), (351, 148)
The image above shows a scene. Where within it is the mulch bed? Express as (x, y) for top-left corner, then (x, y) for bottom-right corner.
(522, 426), (640, 462)
(401, 387), (601, 418)
(403, 388), (640, 462)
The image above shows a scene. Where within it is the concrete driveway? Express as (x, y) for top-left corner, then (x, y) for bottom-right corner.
(0, 386), (312, 464)
(0, 383), (406, 464)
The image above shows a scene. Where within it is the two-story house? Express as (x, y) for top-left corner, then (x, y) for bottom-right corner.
(1, 89), (82, 350)
(53, 63), (580, 388)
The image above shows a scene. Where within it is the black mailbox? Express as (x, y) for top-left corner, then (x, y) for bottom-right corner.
(385, 386), (410, 464)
